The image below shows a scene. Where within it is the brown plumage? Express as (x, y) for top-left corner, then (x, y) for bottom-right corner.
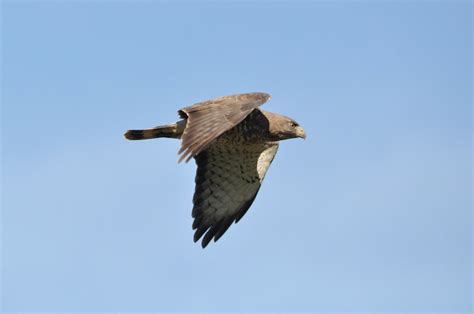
(124, 92), (306, 248)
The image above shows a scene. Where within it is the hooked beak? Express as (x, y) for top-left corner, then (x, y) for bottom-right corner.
(296, 126), (306, 139)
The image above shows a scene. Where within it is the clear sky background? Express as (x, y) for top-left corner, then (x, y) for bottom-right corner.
(1, 1), (472, 312)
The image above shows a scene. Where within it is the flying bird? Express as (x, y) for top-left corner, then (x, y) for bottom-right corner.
(124, 92), (306, 248)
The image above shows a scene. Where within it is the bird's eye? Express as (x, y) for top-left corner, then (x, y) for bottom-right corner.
(289, 122), (298, 128)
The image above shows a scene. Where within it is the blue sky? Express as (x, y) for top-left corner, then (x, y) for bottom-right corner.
(1, 1), (472, 312)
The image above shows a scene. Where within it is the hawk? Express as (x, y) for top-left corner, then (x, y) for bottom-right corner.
(124, 92), (306, 248)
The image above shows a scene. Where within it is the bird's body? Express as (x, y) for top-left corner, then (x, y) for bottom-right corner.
(125, 92), (305, 248)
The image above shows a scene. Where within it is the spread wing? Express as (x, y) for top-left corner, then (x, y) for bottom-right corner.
(177, 92), (271, 162)
(192, 142), (279, 248)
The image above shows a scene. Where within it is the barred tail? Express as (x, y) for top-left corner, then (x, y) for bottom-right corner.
(124, 123), (182, 140)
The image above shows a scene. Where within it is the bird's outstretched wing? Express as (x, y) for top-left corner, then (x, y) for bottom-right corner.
(192, 142), (279, 248)
(178, 92), (271, 162)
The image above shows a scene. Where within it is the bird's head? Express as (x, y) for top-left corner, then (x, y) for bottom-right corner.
(264, 111), (306, 141)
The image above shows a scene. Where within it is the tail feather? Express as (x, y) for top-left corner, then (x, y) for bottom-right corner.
(124, 124), (180, 140)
